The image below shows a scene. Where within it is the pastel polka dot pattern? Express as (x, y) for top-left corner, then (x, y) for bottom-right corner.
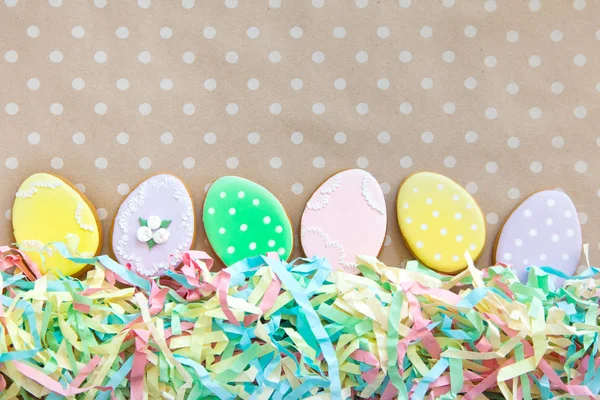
(203, 176), (293, 266)
(397, 172), (486, 273)
(495, 190), (582, 284)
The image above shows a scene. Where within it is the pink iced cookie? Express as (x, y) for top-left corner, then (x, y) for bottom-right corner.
(495, 190), (582, 284)
(111, 174), (195, 277)
(300, 169), (387, 274)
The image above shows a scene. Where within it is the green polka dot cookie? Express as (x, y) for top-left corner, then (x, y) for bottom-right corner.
(203, 176), (294, 266)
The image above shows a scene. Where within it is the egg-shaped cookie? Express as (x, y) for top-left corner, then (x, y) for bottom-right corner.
(111, 174), (195, 277)
(397, 172), (486, 274)
(203, 176), (293, 266)
(301, 169), (387, 274)
(494, 190), (582, 284)
(12, 173), (102, 276)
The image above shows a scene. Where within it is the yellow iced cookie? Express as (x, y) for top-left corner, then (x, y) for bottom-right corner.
(396, 172), (485, 274)
(12, 173), (102, 276)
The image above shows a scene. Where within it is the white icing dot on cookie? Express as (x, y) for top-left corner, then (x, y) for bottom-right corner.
(275, 225), (283, 233)
(416, 241), (424, 248)
(208, 207), (215, 215)
(545, 218), (553, 226)
(434, 253), (441, 260)
(253, 199), (260, 206)
(220, 192), (227, 198)
(469, 244), (476, 251)
(240, 224), (248, 231)
(529, 228), (537, 237)
(454, 212), (462, 220)
(504, 253), (512, 261)
(515, 238), (523, 246)
(564, 210), (572, 218)
(451, 194), (459, 201)
(278, 247), (285, 255)
(466, 203), (473, 209)
(406, 217), (413, 224)
(470, 224), (478, 231)
(566, 229), (574, 237)
(452, 255), (459, 262)
(440, 228), (447, 236)
(227, 246), (235, 254)
(238, 191), (245, 198)
(432, 210), (440, 217)
(540, 253), (547, 261)
(552, 234), (559, 242)
(437, 184), (444, 190)
(263, 216), (271, 224)
(403, 203), (409, 208)
(249, 242), (256, 250)
(523, 259), (529, 266)
(268, 239), (275, 247)
(229, 208), (236, 215)
(219, 227), (226, 234)
(562, 253), (569, 260)
(524, 209), (532, 217)
(412, 188), (419, 193)
(426, 198), (433, 204)
(456, 234), (463, 242)
(546, 198), (555, 207)
(420, 223), (428, 231)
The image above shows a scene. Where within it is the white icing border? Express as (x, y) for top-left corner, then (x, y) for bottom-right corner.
(301, 226), (358, 274)
(307, 195), (329, 211)
(361, 173), (386, 215)
(15, 180), (63, 198)
(320, 174), (342, 194)
(306, 174), (342, 212)
(74, 203), (96, 232)
(114, 175), (194, 276)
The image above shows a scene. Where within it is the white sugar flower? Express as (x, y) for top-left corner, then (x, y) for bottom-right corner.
(136, 226), (153, 242)
(153, 228), (170, 244)
(147, 215), (162, 230)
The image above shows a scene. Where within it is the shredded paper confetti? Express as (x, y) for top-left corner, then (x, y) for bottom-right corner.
(1, 243), (600, 399)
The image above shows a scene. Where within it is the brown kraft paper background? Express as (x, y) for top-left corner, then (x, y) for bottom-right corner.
(1, 0), (599, 271)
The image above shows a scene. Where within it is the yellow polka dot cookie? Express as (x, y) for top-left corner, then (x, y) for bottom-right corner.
(396, 172), (486, 274)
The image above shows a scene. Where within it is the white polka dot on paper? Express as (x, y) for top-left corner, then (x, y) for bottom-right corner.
(333, 26), (346, 38)
(116, 27), (129, 39)
(139, 157), (152, 170)
(203, 79), (217, 91)
(27, 26), (40, 38)
(529, 0), (540, 11)
(356, 103), (369, 115)
(356, 51), (368, 63)
(49, 0), (62, 7)
(312, 103), (325, 115)
(484, 0), (497, 11)
(117, 183), (130, 195)
(160, 132), (172, 145)
(356, 156), (369, 168)
(506, 82), (519, 95)
(484, 56), (497, 68)
(400, 156), (413, 169)
(579, 212), (588, 225)
(138, 0), (151, 8)
(464, 131), (478, 143)
(485, 162), (498, 174)
(70, 26), (86, 40)
(291, 183), (303, 195)
(485, 108), (498, 120)
(5, 103), (18, 115)
(138, 51), (151, 64)
(574, 106), (587, 119)
(508, 188), (520, 199)
(464, 77), (477, 89)
(183, 157), (195, 169)
(160, 79), (173, 90)
(377, 26), (390, 39)
(290, 26), (303, 39)
(574, 160), (588, 173)
(313, 157), (326, 168)
(573, 54), (587, 66)
(247, 78), (260, 91)
(312, 51), (325, 64)
(334, 132), (347, 144)
(226, 157), (239, 169)
(442, 51), (455, 63)
(377, 78), (390, 90)
(5, 157), (18, 170)
(96, 208), (108, 220)
(443, 102), (456, 114)
(507, 137), (520, 149)
(334, 78), (347, 91)
(226, 51), (239, 63)
(290, 78), (303, 90)
(27, 132), (41, 145)
(464, 25), (477, 38)
(399, 102), (412, 115)
(51, 157), (64, 170)
(421, 77), (433, 89)
(399, 51), (412, 63)
(4, 209), (11, 220)
(50, 103), (63, 116)
(72, 132), (86, 145)
(49, 51), (63, 63)
(138, 103), (151, 116)
(94, 103), (107, 115)
(421, 131), (434, 144)
(506, 31), (519, 43)
(247, 27), (260, 39)
(95, 157), (108, 169)
(225, 0), (238, 7)
(486, 213), (499, 224)
(160, 27), (173, 38)
(269, 103), (282, 115)
(116, 78), (129, 91)
(529, 107), (542, 119)
(291, 132), (303, 144)
(182, 0), (195, 8)
(466, 182), (478, 194)
(420, 26), (433, 38)
(270, 157), (282, 169)
(551, 30), (563, 42)
(573, 0), (586, 11)
(226, 103), (239, 115)
(551, 82), (564, 94)
(528, 55), (541, 67)
(551, 136), (564, 148)
(71, 78), (84, 90)
(182, 52), (195, 63)
(399, 0), (411, 8)
(378, 131), (391, 144)
(443, 156), (456, 168)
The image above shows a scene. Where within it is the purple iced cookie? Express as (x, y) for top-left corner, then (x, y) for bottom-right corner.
(111, 174), (195, 276)
(495, 190), (582, 284)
